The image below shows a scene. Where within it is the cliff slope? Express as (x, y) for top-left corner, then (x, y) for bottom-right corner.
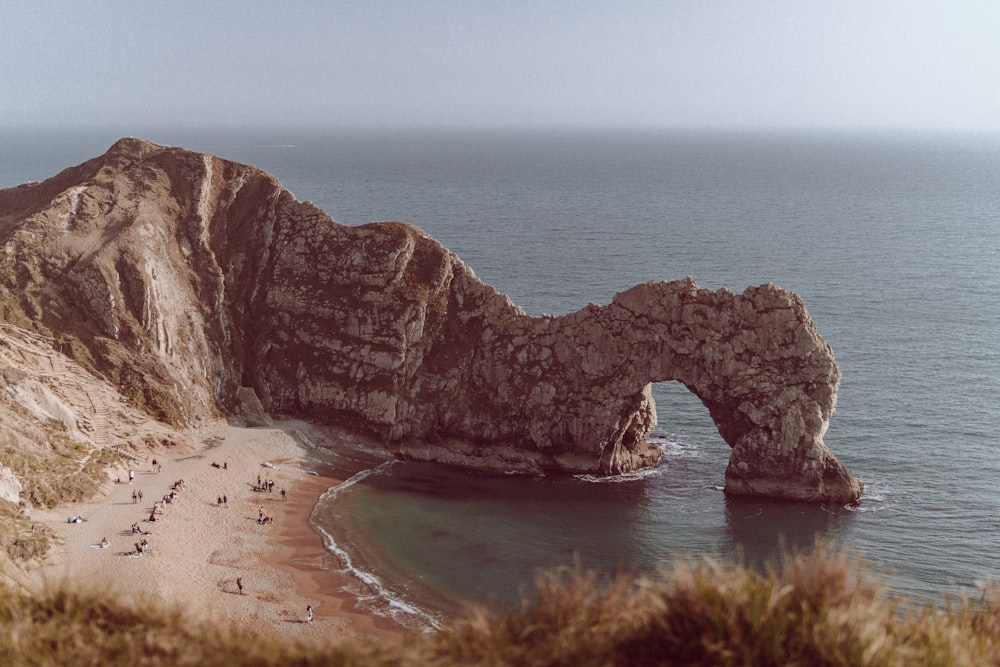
(0, 139), (862, 503)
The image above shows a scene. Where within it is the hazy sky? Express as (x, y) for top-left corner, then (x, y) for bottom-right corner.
(3, 0), (999, 131)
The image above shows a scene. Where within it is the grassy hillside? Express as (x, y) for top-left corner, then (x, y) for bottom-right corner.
(2, 547), (997, 666)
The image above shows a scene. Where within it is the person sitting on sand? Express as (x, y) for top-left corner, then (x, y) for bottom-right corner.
(148, 512), (157, 522)
(99, 537), (109, 549)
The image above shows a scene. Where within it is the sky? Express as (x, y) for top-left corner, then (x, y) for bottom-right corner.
(3, 0), (1000, 131)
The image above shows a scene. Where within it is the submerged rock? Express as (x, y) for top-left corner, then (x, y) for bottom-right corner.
(0, 138), (862, 503)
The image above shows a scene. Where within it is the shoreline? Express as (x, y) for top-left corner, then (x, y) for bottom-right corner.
(18, 421), (424, 643)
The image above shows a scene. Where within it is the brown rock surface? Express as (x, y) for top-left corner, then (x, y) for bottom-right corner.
(0, 138), (862, 503)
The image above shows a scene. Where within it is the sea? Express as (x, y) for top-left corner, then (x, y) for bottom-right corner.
(2, 126), (998, 629)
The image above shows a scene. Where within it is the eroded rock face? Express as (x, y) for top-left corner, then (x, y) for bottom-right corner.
(0, 138), (862, 502)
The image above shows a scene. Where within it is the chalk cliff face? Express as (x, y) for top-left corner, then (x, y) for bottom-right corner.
(0, 138), (862, 503)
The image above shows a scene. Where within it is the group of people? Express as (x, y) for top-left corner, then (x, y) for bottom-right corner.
(254, 475), (277, 494)
(123, 465), (179, 555)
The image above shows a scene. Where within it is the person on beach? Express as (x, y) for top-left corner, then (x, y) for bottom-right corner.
(138, 489), (144, 503)
(132, 490), (137, 504)
(237, 577), (244, 595)
(305, 605), (313, 623)
(223, 494), (228, 507)
(280, 489), (286, 502)
(99, 537), (109, 549)
(128, 469), (134, 485)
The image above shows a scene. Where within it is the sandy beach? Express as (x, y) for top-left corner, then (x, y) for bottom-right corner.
(21, 420), (417, 643)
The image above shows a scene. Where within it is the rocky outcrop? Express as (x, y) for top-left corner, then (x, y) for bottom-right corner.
(0, 138), (862, 503)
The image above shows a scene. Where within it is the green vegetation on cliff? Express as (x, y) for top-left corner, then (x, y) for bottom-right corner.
(2, 547), (998, 666)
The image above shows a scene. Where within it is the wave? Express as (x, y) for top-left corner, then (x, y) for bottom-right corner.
(574, 466), (663, 484)
(320, 459), (397, 499)
(843, 484), (888, 513)
(310, 521), (442, 632)
(311, 461), (443, 632)
(650, 435), (711, 460)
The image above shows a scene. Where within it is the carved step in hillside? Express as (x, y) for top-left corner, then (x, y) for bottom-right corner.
(87, 393), (110, 446)
(48, 353), (66, 374)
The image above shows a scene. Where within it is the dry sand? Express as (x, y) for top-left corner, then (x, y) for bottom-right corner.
(22, 420), (417, 643)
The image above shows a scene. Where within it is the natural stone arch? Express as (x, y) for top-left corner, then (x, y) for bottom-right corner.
(398, 275), (862, 504)
(596, 280), (861, 503)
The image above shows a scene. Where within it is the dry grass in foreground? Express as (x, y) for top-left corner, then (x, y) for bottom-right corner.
(2, 546), (998, 666)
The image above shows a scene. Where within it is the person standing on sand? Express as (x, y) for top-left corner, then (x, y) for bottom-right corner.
(132, 490), (137, 504)
(138, 489), (143, 503)
(128, 469), (134, 485)
(237, 577), (244, 595)
(280, 489), (286, 502)
(305, 605), (313, 623)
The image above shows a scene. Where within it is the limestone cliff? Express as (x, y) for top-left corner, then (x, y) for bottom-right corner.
(0, 138), (862, 503)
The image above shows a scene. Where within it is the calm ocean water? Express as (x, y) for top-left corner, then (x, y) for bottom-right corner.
(3, 127), (999, 626)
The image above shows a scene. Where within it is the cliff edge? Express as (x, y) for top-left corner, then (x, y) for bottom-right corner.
(0, 138), (862, 503)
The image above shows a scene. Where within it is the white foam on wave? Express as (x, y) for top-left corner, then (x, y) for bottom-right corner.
(651, 435), (709, 460)
(320, 459), (397, 499)
(312, 461), (443, 632)
(843, 483), (888, 513)
(574, 466), (663, 484)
